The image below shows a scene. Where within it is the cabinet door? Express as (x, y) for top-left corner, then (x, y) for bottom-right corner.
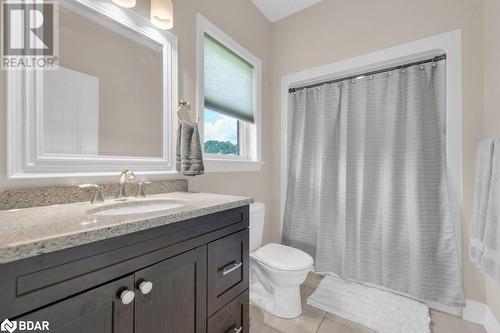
(15, 275), (134, 333)
(134, 246), (207, 333)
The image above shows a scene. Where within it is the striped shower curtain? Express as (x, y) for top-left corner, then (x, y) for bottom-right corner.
(282, 61), (464, 306)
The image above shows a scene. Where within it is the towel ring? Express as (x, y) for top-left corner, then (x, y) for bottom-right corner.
(177, 99), (199, 124)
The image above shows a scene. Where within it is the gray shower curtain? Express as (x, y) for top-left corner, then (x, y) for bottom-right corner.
(283, 61), (464, 306)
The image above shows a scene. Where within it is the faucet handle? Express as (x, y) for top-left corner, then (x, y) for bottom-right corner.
(136, 181), (151, 198)
(79, 184), (104, 204)
(119, 169), (137, 184)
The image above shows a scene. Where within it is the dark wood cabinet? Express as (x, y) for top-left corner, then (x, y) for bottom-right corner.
(16, 275), (135, 333)
(1, 205), (250, 333)
(134, 246), (207, 333)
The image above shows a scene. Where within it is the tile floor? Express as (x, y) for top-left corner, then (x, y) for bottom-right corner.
(249, 273), (486, 333)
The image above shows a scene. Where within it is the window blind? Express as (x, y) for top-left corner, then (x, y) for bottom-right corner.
(204, 34), (254, 124)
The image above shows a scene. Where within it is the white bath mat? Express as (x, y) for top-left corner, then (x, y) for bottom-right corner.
(307, 274), (430, 333)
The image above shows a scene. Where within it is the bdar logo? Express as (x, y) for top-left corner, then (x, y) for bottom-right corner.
(0, 319), (17, 333)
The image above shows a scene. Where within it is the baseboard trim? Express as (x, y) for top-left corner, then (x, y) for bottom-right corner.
(462, 299), (500, 333)
(463, 300), (487, 325)
(427, 301), (462, 317)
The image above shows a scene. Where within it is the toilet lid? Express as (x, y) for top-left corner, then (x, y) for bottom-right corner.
(252, 243), (314, 271)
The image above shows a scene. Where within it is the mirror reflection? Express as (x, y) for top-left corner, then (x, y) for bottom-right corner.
(42, 7), (164, 158)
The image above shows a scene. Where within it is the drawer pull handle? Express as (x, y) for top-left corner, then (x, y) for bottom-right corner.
(222, 262), (243, 276)
(139, 281), (153, 295)
(225, 326), (243, 333)
(120, 290), (135, 305)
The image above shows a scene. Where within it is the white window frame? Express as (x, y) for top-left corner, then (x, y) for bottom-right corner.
(196, 14), (263, 172)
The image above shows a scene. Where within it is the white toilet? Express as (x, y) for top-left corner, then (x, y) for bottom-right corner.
(249, 202), (314, 319)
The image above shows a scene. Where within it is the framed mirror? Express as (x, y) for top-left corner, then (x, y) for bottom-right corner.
(7, 0), (178, 178)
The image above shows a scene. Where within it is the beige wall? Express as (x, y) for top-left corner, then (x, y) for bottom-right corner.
(483, 0), (500, 321)
(269, 0), (487, 304)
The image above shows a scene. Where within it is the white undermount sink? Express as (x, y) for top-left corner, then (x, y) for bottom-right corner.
(88, 199), (185, 217)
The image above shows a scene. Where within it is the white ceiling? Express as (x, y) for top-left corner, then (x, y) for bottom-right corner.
(251, 0), (324, 23)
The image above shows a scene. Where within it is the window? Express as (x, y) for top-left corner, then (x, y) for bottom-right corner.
(197, 14), (262, 172)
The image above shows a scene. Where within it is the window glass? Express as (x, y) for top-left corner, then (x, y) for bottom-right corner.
(203, 108), (240, 156)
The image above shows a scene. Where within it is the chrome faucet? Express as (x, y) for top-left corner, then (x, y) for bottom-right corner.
(79, 184), (104, 204)
(116, 169), (137, 200)
(136, 181), (151, 198)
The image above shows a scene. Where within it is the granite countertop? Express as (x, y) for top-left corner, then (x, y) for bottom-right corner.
(0, 192), (253, 264)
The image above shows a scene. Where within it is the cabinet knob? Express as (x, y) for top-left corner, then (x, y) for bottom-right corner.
(139, 281), (153, 295)
(120, 290), (135, 305)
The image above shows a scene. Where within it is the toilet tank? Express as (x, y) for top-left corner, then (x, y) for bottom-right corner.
(249, 202), (265, 252)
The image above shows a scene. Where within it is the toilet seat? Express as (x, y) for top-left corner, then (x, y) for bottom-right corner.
(251, 243), (313, 271)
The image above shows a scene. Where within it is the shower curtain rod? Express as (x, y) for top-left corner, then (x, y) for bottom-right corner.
(288, 53), (447, 93)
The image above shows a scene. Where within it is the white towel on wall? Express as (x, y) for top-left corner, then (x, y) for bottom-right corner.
(470, 139), (495, 262)
(470, 138), (500, 283)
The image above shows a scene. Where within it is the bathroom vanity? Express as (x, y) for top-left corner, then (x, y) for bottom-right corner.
(0, 192), (252, 333)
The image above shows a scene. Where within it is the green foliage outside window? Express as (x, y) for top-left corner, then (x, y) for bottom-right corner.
(204, 140), (239, 155)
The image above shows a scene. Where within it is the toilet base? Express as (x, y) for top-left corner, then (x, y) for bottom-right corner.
(271, 285), (303, 318)
(250, 281), (303, 319)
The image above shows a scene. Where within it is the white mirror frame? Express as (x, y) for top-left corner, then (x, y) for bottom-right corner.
(6, 0), (178, 179)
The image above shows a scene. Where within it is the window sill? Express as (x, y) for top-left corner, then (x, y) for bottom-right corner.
(203, 158), (264, 173)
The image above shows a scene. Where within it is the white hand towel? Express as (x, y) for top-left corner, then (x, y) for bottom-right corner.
(470, 138), (495, 263)
(481, 139), (500, 282)
(470, 138), (500, 283)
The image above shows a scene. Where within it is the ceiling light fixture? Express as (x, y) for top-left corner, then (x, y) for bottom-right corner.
(151, 0), (174, 30)
(111, 0), (136, 8)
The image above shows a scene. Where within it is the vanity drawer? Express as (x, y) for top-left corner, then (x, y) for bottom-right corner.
(207, 229), (249, 316)
(208, 290), (249, 333)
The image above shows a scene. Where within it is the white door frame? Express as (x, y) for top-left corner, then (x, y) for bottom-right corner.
(280, 30), (463, 315)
